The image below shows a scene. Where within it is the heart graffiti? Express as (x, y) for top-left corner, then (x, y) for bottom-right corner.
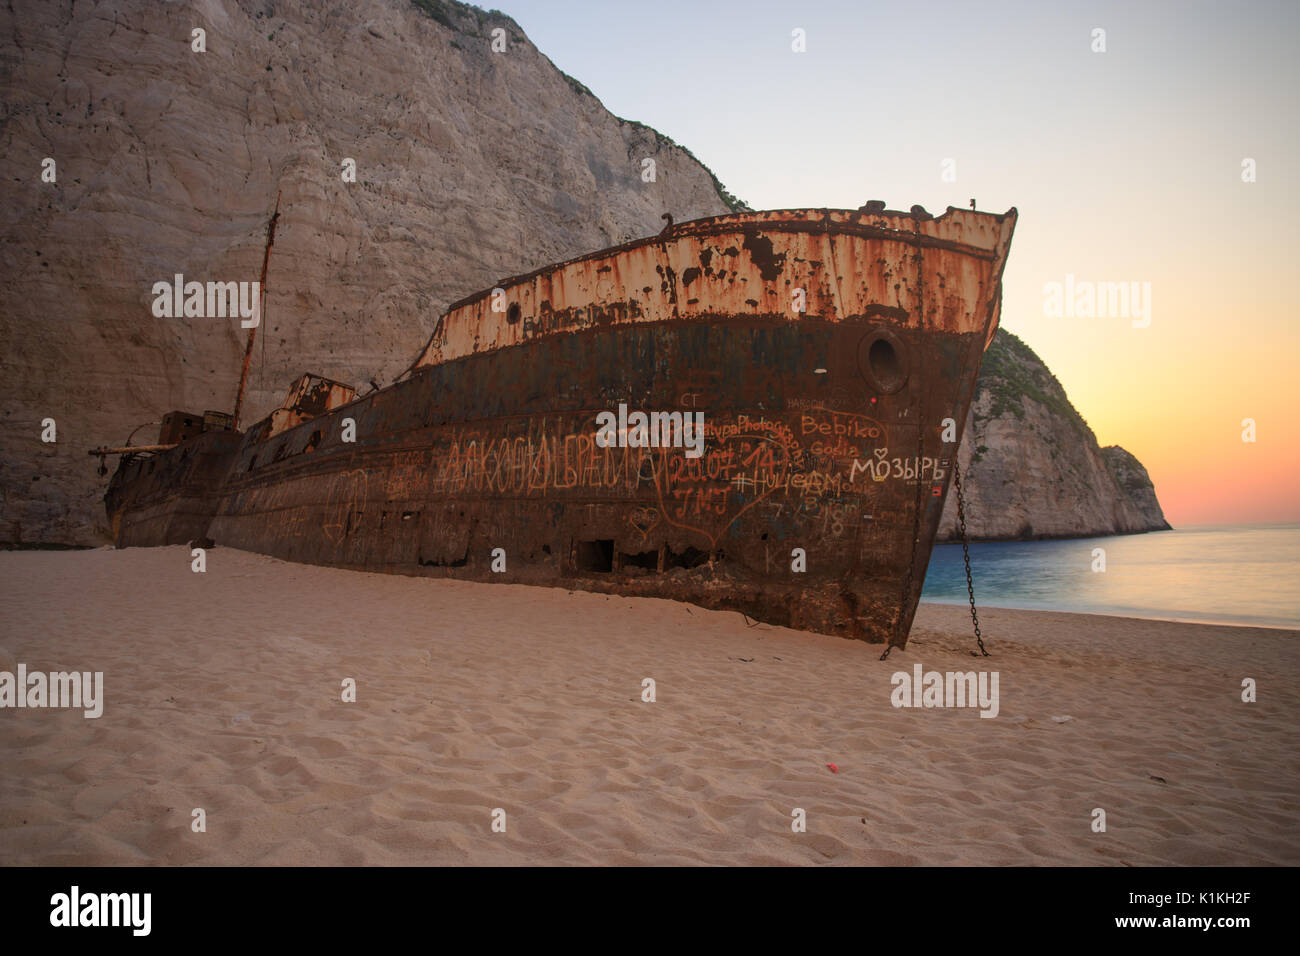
(652, 425), (795, 549)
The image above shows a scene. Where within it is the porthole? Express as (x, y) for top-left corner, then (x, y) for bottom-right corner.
(858, 329), (909, 395)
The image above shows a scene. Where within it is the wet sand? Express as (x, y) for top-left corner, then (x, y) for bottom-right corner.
(1, 546), (1296, 865)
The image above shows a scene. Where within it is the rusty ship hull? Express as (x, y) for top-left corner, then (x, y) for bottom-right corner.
(102, 206), (1017, 646)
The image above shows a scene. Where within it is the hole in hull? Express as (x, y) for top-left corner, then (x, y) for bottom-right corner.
(665, 546), (709, 570)
(418, 548), (468, 568)
(618, 550), (658, 571)
(576, 539), (614, 573)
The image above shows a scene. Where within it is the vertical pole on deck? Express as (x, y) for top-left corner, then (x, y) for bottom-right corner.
(233, 192), (281, 430)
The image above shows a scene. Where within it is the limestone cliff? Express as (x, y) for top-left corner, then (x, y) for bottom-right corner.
(1100, 445), (1169, 530)
(938, 330), (1171, 541)
(0, 0), (734, 544)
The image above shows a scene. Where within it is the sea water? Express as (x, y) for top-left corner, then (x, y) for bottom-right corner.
(921, 523), (1300, 629)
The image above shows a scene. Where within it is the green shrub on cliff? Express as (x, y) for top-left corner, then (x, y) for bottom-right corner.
(979, 330), (1092, 441)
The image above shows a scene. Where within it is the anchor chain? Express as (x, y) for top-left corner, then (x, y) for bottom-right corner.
(953, 456), (989, 657)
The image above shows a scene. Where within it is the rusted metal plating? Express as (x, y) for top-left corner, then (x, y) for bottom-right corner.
(417, 206), (1014, 367)
(263, 374), (358, 440)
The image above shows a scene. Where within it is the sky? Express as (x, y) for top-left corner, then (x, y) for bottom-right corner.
(491, 0), (1300, 527)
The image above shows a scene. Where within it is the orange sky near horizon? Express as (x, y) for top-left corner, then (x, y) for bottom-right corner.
(996, 177), (1300, 528)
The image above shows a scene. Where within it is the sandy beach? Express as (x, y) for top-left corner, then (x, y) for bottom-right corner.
(1, 545), (1296, 866)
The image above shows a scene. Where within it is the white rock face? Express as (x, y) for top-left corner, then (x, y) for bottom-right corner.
(0, 0), (730, 544)
(938, 331), (1171, 541)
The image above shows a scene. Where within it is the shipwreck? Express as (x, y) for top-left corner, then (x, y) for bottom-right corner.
(93, 204), (1017, 647)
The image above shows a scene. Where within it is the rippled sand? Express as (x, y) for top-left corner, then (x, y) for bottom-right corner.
(1, 546), (1296, 865)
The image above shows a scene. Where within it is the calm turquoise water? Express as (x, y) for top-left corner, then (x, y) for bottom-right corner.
(921, 524), (1300, 629)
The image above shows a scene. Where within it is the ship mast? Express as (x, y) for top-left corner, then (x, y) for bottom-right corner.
(232, 192), (281, 430)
